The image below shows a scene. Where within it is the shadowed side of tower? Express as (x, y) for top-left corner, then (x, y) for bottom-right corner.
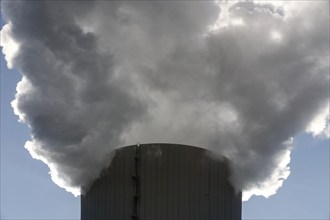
(81, 143), (242, 220)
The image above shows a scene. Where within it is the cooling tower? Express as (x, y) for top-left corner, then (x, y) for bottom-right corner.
(81, 143), (242, 220)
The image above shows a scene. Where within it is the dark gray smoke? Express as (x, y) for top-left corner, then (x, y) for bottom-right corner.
(1, 1), (329, 199)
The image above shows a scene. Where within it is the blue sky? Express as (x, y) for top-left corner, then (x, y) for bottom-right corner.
(1, 54), (329, 219)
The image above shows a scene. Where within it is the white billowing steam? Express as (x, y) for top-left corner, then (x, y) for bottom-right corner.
(1, 1), (329, 200)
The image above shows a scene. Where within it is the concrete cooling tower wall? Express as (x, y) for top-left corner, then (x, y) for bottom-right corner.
(81, 143), (242, 220)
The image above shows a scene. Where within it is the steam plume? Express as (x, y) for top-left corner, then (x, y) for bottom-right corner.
(1, 1), (329, 200)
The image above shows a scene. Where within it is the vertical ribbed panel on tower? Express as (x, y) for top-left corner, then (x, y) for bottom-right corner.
(81, 143), (242, 220)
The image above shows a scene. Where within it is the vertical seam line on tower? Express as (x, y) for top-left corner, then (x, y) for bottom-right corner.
(132, 143), (140, 220)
